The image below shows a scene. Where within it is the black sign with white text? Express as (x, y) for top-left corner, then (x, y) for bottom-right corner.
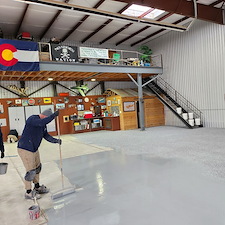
(51, 44), (78, 62)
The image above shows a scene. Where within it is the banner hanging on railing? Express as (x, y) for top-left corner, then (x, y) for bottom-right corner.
(51, 44), (78, 62)
(0, 39), (39, 71)
(79, 47), (109, 59)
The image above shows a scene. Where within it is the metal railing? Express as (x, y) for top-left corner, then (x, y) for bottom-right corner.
(153, 77), (203, 121)
(38, 42), (162, 68)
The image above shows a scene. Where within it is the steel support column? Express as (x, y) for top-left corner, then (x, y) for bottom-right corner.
(137, 73), (145, 131)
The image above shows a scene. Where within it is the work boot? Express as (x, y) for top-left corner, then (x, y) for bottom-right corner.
(25, 190), (41, 200)
(35, 185), (50, 194)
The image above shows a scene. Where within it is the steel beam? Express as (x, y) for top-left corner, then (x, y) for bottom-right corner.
(40, 62), (163, 74)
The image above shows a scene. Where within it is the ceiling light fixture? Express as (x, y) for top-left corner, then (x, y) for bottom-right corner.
(91, 78), (96, 81)
(48, 77), (53, 81)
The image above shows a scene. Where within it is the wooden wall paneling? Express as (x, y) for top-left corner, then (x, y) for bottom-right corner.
(120, 96), (138, 130)
(0, 95), (106, 141)
(144, 97), (165, 127)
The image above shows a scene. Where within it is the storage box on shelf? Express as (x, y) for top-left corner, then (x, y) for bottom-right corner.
(73, 117), (104, 133)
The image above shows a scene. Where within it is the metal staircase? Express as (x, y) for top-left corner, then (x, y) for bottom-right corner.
(144, 76), (203, 129)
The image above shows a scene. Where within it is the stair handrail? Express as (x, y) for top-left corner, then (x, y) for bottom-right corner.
(154, 77), (203, 121)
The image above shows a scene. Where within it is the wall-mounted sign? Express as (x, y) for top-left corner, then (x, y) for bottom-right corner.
(123, 101), (135, 112)
(51, 44), (78, 62)
(56, 103), (65, 109)
(22, 99), (28, 106)
(28, 98), (35, 105)
(43, 98), (51, 104)
(97, 97), (105, 103)
(0, 118), (7, 127)
(15, 99), (21, 104)
(0, 105), (4, 114)
(79, 47), (109, 59)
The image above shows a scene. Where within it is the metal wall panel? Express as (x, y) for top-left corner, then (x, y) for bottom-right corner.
(0, 81), (19, 98)
(26, 81), (52, 97)
(147, 20), (225, 128)
(0, 80), (137, 99)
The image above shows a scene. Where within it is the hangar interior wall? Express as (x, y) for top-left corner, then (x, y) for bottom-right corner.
(148, 20), (225, 128)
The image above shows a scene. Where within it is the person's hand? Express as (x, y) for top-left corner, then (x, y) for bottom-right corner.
(53, 110), (59, 117)
(1, 152), (4, 158)
(57, 139), (62, 145)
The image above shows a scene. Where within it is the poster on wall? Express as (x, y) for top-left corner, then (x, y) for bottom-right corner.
(79, 47), (109, 59)
(123, 101), (135, 112)
(51, 44), (78, 62)
(56, 103), (65, 109)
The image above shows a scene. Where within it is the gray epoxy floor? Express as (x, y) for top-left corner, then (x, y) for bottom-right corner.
(46, 126), (225, 225)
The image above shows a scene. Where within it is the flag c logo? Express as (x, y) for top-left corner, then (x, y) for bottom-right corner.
(0, 44), (18, 66)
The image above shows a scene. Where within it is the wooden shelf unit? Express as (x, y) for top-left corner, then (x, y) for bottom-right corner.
(73, 117), (104, 133)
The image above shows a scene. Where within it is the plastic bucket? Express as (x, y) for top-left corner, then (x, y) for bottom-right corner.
(176, 107), (182, 114)
(182, 113), (188, 120)
(188, 112), (194, 119)
(0, 163), (8, 175)
(28, 205), (40, 220)
(195, 118), (201, 126)
(188, 119), (194, 126)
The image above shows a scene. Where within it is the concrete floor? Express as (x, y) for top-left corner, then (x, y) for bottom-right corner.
(1, 126), (225, 225)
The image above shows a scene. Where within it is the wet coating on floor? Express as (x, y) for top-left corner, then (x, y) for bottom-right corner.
(2, 126), (225, 225)
(47, 150), (225, 225)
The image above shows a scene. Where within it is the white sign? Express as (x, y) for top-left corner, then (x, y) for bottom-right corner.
(0, 118), (6, 127)
(79, 47), (109, 59)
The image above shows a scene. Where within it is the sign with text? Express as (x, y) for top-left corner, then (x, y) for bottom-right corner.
(51, 44), (78, 62)
(79, 47), (109, 59)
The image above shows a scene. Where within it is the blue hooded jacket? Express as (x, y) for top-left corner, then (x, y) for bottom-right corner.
(18, 114), (58, 152)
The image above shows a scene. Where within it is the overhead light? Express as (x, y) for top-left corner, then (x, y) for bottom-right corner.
(91, 78), (96, 81)
(48, 77), (53, 81)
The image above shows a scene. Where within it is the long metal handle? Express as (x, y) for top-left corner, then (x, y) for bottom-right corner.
(56, 114), (64, 189)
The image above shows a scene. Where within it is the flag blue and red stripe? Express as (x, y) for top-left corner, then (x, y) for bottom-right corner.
(0, 39), (39, 71)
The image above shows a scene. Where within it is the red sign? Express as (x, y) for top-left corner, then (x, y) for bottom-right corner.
(28, 98), (35, 105)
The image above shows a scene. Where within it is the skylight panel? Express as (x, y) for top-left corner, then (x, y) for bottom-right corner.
(144, 9), (165, 19)
(122, 4), (152, 17)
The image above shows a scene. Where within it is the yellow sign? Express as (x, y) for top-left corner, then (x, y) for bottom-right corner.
(43, 98), (51, 103)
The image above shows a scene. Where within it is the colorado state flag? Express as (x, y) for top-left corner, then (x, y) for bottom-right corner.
(0, 39), (39, 71)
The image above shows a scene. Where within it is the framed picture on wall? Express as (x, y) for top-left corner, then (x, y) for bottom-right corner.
(77, 104), (84, 111)
(123, 101), (135, 112)
(107, 100), (111, 106)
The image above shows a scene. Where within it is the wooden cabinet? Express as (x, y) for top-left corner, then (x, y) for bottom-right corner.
(8, 105), (56, 136)
(8, 107), (26, 136)
(103, 117), (120, 131)
(73, 117), (104, 133)
(40, 105), (56, 132)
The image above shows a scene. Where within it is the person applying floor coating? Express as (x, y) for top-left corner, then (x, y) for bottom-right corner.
(17, 108), (62, 200)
